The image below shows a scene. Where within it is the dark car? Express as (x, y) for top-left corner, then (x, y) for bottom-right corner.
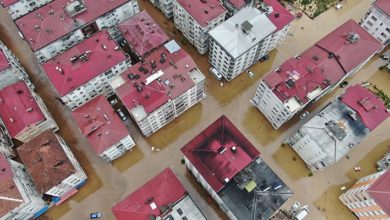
(340, 81), (348, 88)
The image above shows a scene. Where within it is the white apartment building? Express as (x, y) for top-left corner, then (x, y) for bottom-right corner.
(17, 130), (87, 204)
(0, 154), (48, 220)
(285, 85), (389, 172)
(251, 20), (382, 129)
(173, 0), (227, 55)
(149, 0), (174, 18)
(0, 81), (58, 143)
(360, 0), (390, 47)
(112, 40), (206, 137)
(340, 169), (390, 220)
(209, 7), (277, 81)
(0, 41), (28, 89)
(41, 31), (130, 110)
(1, 0), (54, 20)
(15, 0), (139, 63)
(209, 2), (294, 82)
(72, 96), (135, 162)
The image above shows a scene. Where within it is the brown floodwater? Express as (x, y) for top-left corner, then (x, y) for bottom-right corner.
(0, 0), (387, 220)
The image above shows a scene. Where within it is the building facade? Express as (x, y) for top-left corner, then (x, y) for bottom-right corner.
(0, 154), (48, 220)
(16, 130), (87, 205)
(208, 4), (293, 81)
(112, 168), (206, 220)
(285, 85), (389, 171)
(340, 169), (390, 219)
(0, 117), (13, 158)
(251, 20), (382, 129)
(181, 115), (292, 220)
(149, 0), (174, 18)
(15, 0), (139, 63)
(112, 40), (206, 137)
(1, 0), (54, 20)
(72, 96), (135, 162)
(0, 41), (28, 89)
(41, 31), (130, 110)
(173, 0), (227, 55)
(360, 0), (390, 47)
(0, 81), (58, 143)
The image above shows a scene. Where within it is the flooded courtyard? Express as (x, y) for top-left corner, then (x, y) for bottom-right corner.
(0, 0), (389, 219)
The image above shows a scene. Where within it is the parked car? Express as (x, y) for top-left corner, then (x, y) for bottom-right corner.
(209, 67), (223, 81)
(294, 206), (309, 220)
(340, 81), (348, 88)
(381, 54), (390, 60)
(290, 201), (301, 213)
(116, 108), (127, 121)
(361, 82), (371, 87)
(90, 212), (102, 219)
(247, 70), (255, 78)
(110, 98), (118, 105)
(299, 111), (309, 120)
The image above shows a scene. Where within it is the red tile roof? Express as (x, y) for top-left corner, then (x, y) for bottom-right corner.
(15, 0), (129, 51)
(227, 0), (246, 9)
(339, 85), (389, 131)
(368, 169), (390, 215)
(176, 0), (227, 27)
(17, 130), (76, 195)
(41, 31), (127, 97)
(118, 10), (169, 57)
(311, 20), (381, 73)
(0, 49), (10, 73)
(72, 96), (130, 155)
(0, 0), (18, 7)
(374, 0), (390, 16)
(116, 42), (197, 115)
(263, 56), (329, 104)
(181, 115), (260, 192)
(264, 20), (381, 105)
(112, 168), (187, 220)
(264, 0), (294, 31)
(0, 154), (23, 217)
(0, 81), (46, 138)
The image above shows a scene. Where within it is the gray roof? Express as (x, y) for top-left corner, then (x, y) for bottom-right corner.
(209, 7), (276, 59)
(287, 100), (369, 171)
(219, 157), (293, 220)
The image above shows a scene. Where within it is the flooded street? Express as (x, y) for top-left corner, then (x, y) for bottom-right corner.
(0, 0), (389, 219)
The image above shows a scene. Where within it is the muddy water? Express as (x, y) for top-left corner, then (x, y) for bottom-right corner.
(0, 0), (385, 220)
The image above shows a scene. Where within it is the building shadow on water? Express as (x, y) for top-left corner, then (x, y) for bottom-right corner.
(242, 107), (284, 146)
(272, 145), (309, 181)
(145, 103), (203, 149)
(112, 145), (145, 173)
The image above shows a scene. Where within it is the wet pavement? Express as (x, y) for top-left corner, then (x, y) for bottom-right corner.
(0, 0), (389, 219)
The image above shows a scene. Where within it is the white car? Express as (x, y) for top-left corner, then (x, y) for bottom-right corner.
(209, 67), (223, 81)
(294, 206), (309, 220)
(299, 111), (309, 120)
(116, 108), (127, 121)
(290, 201), (301, 213)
